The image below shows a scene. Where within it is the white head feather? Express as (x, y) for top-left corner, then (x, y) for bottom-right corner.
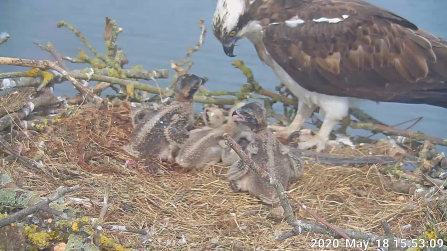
(212, 0), (248, 39)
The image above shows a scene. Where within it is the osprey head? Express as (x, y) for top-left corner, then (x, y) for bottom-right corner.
(212, 0), (252, 57)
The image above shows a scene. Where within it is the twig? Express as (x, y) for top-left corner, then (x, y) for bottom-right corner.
(233, 60), (295, 106)
(0, 91), (61, 131)
(0, 57), (103, 103)
(291, 148), (402, 166)
(0, 185), (81, 227)
(0, 68), (169, 83)
(176, 19), (207, 67)
(290, 197), (354, 241)
(0, 32), (10, 45)
(99, 177), (111, 220)
(34, 42), (68, 71)
(57, 21), (109, 64)
(350, 121), (447, 146)
(93, 177), (111, 245)
(349, 107), (387, 126)
(0, 141), (40, 171)
(103, 17), (123, 61)
(100, 224), (148, 235)
(170, 19), (207, 88)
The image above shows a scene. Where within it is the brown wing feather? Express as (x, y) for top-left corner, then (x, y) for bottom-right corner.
(252, 0), (447, 107)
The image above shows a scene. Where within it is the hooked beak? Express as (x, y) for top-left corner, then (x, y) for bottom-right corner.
(232, 109), (244, 122)
(223, 43), (236, 57)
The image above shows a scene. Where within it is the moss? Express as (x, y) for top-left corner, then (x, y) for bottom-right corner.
(65, 232), (100, 251)
(407, 225), (439, 251)
(91, 58), (106, 69)
(107, 68), (120, 78)
(100, 235), (131, 251)
(72, 222), (79, 232)
(41, 71), (54, 86)
(125, 85), (135, 98)
(0, 212), (7, 219)
(26, 68), (41, 77)
(77, 48), (90, 61)
(25, 225), (53, 249)
(130, 65), (142, 71)
(0, 188), (41, 208)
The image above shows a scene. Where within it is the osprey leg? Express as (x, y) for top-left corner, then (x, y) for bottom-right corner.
(298, 117), (339, 152)
(268, 101), (316, 138)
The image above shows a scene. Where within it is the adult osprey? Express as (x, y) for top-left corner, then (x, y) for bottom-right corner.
(212, 0), (447, 151)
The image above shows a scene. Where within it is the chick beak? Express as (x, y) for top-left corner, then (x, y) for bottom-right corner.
(232, 109), (244, 122)
(223, 43), (236, 57)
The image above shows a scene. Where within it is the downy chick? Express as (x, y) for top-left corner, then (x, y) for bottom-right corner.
(123, 74), (205, 162)
(228, 102), (303, 205)
(130, 102), (166, 128)
(176, 102), (246, 170)
(203, 106), (225, 129)
(188, 106), (225, 137)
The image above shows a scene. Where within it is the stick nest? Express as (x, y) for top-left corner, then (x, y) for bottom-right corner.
(3, 105), (446, 250)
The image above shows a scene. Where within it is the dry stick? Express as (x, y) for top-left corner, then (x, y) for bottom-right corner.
(100, 224), (148, 235)
(0, 92), (60, 131)
(232, 60), (295, 106)
(0, 57), (103, 103)
(176, 19), (206, 67)
(350, 121), (447, 147)
(47, 42), (68, 71)
(222, 134), (358, 246)
(93, 177), (112, 246)
(57, 21), (109, 64)
(290, 197), (355, 242)
(0, 185), (81, 228)
(291, 148), (402, 166)
(170, 19), (207, 87)
(0, 141), (40, 171)
(0, 74), (238, 106)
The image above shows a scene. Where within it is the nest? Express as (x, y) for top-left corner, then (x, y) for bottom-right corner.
(3, 104), (446, 250)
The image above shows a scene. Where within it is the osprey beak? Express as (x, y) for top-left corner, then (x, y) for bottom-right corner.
(223, 43), (236, 57)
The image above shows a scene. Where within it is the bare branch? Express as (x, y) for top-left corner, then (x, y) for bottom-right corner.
(57, 21), (108, 64)
(0, 57), (103, 103)
(0, 185), (81, 227)
(350, 121), (447, 146)
(291, 148), (402, 166)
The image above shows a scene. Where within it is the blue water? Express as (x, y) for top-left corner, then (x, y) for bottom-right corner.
(1, 0), (446, 150)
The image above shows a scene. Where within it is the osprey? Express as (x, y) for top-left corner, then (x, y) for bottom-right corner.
(212, 0), (447, 151)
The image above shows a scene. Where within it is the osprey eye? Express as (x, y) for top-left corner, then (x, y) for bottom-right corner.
(229, 30), (236, 37)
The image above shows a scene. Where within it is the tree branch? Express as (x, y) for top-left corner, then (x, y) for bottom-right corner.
(350, 121), (447, 146)
(57, 21), (108, 64)
(290, 148), (402, 166)
(0, 57), (103, 103)
(0, 185), (81, 227)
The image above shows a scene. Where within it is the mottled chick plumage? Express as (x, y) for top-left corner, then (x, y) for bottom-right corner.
(123, 74), (205, 161)
(228, 102), (303, 205)
(176, 102), (246, 170)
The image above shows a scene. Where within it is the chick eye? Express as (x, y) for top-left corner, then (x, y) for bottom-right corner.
(229, 30), (237, 37)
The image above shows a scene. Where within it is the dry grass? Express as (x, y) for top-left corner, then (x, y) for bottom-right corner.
(3, 105), (446, 250)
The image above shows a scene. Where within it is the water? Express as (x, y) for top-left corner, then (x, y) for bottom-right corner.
(1, 0), (446, 150)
